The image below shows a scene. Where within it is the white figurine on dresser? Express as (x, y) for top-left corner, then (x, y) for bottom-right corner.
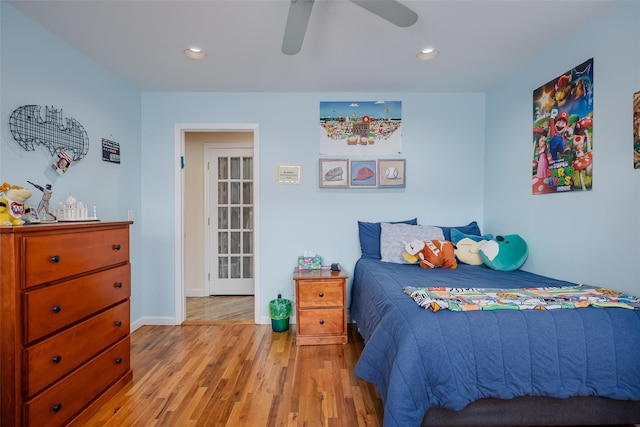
(55, 193), (98, 221)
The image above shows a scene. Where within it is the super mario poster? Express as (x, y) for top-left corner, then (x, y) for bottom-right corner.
(532, 58), (593, 195)
(633, 91), (640, 168)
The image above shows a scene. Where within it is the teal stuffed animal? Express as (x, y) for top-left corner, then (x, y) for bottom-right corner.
(479, 234), (528, 271)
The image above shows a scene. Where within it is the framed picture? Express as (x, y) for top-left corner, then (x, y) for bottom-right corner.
(634, 91), (640, 169)
(378, 159), (406, 188)
(276, 164), (301, 184)
(319, 159), (349, 188)
(349, 159), (377, 188)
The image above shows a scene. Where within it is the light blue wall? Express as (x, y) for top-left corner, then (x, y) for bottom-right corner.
(141, 92), (485, 321)
(6, 0), (637, 326)
(484, 1), (640, 295)
(0, 2), (144, 321)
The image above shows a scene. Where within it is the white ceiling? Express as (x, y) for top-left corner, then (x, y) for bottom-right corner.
(7, 0), (615, 93)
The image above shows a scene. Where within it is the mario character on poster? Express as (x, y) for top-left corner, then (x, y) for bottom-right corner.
(532, 58), (593, 195)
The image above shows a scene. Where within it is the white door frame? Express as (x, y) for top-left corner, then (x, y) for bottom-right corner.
(174, 123), (261, 325)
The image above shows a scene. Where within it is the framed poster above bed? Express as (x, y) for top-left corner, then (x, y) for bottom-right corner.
(532, 58), (593, 195)
(319, 101), (402, 156)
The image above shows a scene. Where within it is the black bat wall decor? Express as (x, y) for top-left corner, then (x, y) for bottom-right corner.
(9, 105), (89, 161)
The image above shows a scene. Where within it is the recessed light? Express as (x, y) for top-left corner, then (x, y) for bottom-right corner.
(417, 48), (439, 61)
(184, 47), (206, 60)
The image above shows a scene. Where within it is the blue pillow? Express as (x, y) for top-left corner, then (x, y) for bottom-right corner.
(450, 228), (493, 244)
(438, 221), (481, 241)
(358, 218), (417, 259)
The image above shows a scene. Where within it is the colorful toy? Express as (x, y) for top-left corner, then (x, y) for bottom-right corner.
(0, 182), (32, 226)
(404, 239), (457, 269)
(450, 229), (494, 266)
(454, 237), (488, 266)
(479, 234), (528, 271)
(402, 240), (425, 264)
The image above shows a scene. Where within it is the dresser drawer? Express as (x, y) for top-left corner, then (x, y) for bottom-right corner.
(297, 281), (344, 308)
(22, 227), (129, 288)
(24, 300), (130, 398)
(23, 263), (131, 344)
(298, 308), (345, 335)
(24, 336), (130, 427)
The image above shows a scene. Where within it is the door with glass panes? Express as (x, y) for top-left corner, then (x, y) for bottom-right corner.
(208, 148), (254, 295)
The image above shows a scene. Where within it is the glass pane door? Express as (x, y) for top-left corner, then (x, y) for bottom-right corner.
(209, 148), (254, 295)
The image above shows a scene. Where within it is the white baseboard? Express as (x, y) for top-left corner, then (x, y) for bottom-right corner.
(130, 313), (345, 330)
(130, 316), (177, 332)
(185, 289), (209, 297)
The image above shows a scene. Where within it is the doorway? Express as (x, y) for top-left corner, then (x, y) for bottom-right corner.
(174, 123), (261, 325)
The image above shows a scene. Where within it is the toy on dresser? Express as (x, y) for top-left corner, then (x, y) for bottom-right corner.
(0, 182), (32, 226)
(54, 193), (98, 221)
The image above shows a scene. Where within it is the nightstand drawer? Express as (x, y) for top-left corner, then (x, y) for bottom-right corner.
(298, 308), (345, 335)
(293, 269), (348, 346)
(297, 281), (344, 307)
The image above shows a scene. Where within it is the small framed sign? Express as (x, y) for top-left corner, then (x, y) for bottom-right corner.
(102, 138), (121, 164)
(276, 164), (301, 184)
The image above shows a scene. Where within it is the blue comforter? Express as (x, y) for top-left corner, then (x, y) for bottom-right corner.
(351, 258), (640, 427)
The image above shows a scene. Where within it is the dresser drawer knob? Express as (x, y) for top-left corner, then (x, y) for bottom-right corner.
(50, 255), (60, 263)
(52, 355), (62, 364)
(115, 320), (122, 327)
(319, 319), (325, 325)
(52, 403), (62, 412)
(113, 244), (122, 251)
(115, 357), (123, 364)
(115, 282), (123, 288)
(52, 305), (62, 313)
(318, 292), (324, 298)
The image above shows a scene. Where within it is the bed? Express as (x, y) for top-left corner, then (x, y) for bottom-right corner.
(351, 257), (640, 427)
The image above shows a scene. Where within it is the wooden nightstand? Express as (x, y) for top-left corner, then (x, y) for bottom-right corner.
(293, 269), (348, 346)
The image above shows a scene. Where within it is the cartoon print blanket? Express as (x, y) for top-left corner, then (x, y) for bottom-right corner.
(403, 285), (640, 312)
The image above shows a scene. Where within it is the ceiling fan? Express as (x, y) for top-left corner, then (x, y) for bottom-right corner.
(282, 0), (418, 55)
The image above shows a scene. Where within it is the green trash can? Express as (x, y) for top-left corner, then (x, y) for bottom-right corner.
(269, 294), (292, 332)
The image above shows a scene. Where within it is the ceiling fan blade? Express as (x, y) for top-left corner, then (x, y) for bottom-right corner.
(351, 0), (418, 27)
(282, 0), (315, 55)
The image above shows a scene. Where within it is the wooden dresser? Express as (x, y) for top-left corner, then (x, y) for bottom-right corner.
(293, 269), (348, 346)
(0, 221), (133, 427)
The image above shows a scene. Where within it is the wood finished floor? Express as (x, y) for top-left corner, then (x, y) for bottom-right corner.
(184, 296), (254, 324)
(83, 323), (383, 426)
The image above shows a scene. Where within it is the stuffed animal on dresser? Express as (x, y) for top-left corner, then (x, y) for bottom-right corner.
(0, 182), (32, 226)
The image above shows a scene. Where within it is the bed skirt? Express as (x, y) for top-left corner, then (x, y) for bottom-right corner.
(422, 395), (640, 427)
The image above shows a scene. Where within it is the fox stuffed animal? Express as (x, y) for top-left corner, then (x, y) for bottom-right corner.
(403, 239), (457, 269)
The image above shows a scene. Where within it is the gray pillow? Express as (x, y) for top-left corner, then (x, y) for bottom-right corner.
(380, 222), (445, 264)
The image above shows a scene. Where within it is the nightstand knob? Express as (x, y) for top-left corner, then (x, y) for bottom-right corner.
(115, 358), (123, 364)
(52, 355), (62, 364)
(114, 244), (121, 251)
(52, 305), (62, 313)
(52, 403), (62, 412)
(115, 282), (123, 288)
(115, 320), (122, 327)
(319, 319), (325, 325)
(50, 255), (60, 263)
(318, 292), (324, 298)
